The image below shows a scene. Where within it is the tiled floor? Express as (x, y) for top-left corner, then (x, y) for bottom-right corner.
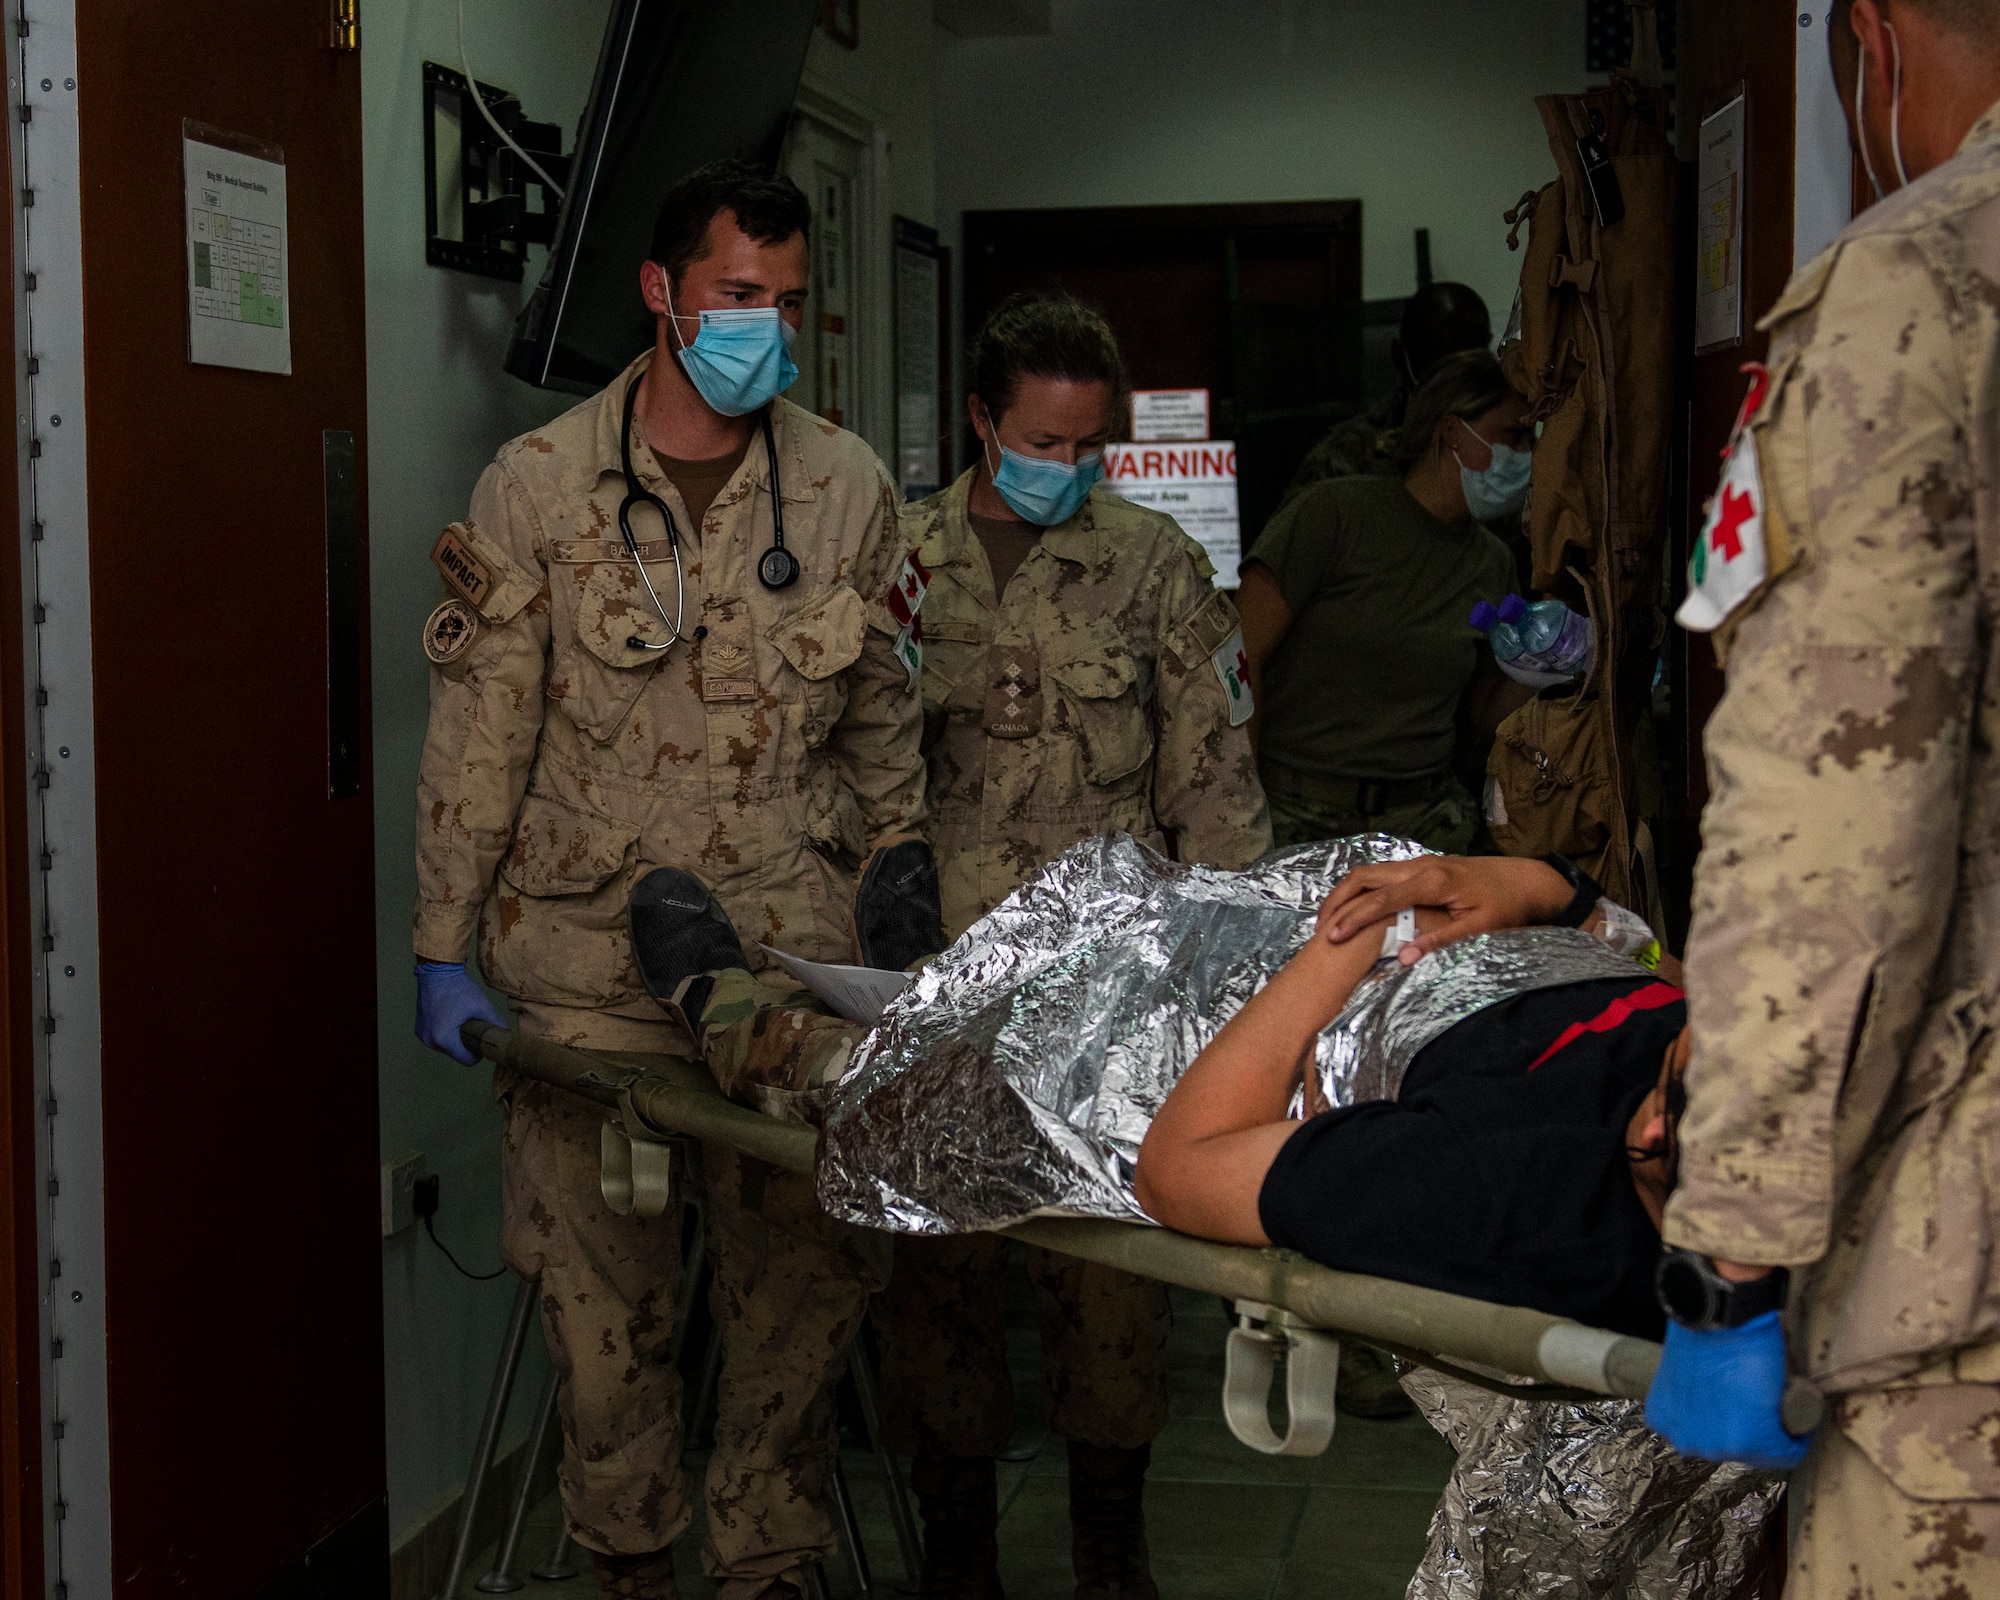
(456, 1274), (1454, 1600)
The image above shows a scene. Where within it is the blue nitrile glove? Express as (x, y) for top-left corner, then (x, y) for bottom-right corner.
(1645, 1311), (1812, 1470)
(414, 961), (505, 1066)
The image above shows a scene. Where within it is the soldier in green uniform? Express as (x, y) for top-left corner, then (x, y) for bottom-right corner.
(1236, 350), (1530, 856)
(410, 161), (924, 1600)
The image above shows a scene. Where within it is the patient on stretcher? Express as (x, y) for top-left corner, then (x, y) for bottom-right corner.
(1135, 896), (1688, 1340)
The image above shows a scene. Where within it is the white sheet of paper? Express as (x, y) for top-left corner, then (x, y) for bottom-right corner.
(184, 133), (291, 374)
(760, 946), (913, 1025)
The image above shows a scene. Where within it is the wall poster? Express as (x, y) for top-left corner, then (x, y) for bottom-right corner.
(1695, 92), (1746, 354)
(183, 120), (291, 374)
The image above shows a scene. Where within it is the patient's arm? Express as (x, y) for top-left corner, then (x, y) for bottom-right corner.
(1135, 908), (1442, 1244)
(1316, 855), (1685, 983)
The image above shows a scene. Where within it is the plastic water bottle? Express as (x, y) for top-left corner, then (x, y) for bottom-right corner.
(1469, 596), (1594, 683)
(1468, 600), (1530, 664)
(1507, 595), (1593, 677)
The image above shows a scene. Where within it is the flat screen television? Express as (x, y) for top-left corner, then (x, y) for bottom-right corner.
(505, 0), (819, 393)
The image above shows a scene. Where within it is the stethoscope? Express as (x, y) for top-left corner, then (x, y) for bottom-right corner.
(617, 378), (799, 652)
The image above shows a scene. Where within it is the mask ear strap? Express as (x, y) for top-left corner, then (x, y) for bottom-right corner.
(1855, 35), (1885, 199)
(977, 401), (1000, 479)
(661, 273), (693, 353)
(1887, 20), (1908, 187)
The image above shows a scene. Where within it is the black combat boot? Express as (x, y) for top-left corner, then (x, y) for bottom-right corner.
(628, 867), (748, 1030)
(1067, 1442), (1157, 1600)
(854, 838), (945, 971)
(594, 1545), (679, 1600)
(1335, 1341), (1414, 1420)
(910, 1454), (1004, 1600)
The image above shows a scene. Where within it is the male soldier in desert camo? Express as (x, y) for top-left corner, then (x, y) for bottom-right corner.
(409, 158), (929, 1600)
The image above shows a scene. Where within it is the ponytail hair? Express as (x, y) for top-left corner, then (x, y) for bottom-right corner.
(967, 291), (1130, 426)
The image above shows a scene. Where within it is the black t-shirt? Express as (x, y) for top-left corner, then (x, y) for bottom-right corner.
(1257, 976), (1681, 1338)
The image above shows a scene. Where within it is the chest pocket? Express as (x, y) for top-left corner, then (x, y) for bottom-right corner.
(547, 546), (677, 744)
(919, 585), (987, 716)
(1046, 629), (1152, 785)
(769, 583), (866, 745)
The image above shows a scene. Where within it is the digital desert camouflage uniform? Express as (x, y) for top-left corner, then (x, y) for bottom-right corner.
(871, 468), (1272, 1459)
(413, 351), (923, 1591)
(1670, 105), (2000, 1598)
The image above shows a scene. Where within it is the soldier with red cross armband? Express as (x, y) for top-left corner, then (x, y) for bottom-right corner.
(1651, 2), (2000, 1591)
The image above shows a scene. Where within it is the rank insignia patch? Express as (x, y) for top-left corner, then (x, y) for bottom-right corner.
(423, 597), (480, 665)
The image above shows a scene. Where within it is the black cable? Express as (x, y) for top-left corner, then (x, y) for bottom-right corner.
(423, 1212), (509, 1282)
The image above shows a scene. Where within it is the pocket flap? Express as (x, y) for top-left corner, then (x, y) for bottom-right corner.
(1045, 630), (1138, 700)
(769, 585), (866, 682)
(500, 790), (640, 897)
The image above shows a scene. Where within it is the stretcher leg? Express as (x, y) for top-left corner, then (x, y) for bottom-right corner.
(435, 1274), (538, 1599)
(846, 1346), (924, 1586)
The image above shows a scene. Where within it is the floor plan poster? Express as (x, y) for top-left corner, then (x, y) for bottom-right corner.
(1695, 93), (1745, 353)
(183, 127), (290, 374)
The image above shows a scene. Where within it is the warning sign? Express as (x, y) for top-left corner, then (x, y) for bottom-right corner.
(1102, 442), (1240, 588)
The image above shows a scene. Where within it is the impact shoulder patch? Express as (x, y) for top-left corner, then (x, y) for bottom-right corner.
(431, 521), (540, 623)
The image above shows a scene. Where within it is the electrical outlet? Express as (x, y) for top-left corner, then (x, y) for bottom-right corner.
(381, 1151), (423, 1238)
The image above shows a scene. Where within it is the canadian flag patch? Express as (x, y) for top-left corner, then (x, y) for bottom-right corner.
(1211, 625), (1254, 727)
(1676, 364), (1770, 633)
(884, 550), (931, 690)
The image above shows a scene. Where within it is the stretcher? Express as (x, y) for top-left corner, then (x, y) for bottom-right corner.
(461, 1019), (1693, 1447)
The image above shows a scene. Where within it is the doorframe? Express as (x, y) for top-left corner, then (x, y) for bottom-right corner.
(9, 4), (111, 1596)
(790, 82), (890, 460)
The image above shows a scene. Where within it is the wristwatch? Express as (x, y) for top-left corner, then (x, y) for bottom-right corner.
(1540, 853), (1604, 929)
(1655, 1248), (1789, 1330)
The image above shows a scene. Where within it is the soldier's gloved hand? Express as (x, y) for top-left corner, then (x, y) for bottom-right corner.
(414, 961), (505, 1066)
(1644, 1312), (1812, 1470)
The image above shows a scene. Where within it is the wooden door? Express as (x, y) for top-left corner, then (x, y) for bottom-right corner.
(14, 4), (384, 1595)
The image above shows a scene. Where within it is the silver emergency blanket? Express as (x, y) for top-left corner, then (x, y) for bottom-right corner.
(1401, 1367), (1785, 1600)
(818, 831), (1780, 1600)
(818, 830), (1645, 1233)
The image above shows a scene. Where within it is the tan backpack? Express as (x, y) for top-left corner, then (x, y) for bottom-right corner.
(1488, 65), (1676, 915)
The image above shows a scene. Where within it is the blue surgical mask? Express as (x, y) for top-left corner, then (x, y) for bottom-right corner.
(983, 431), (1103, 527)
(1453, 429), (1532, 522)
(666, 283), (800, 417)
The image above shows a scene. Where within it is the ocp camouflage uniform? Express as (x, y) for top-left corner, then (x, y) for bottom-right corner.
(414, 352), (919, 1590)
(873, 469), (1272, 1458)
(1670, 105), (2000, 1597)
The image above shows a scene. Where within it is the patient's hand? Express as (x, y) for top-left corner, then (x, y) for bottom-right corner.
(1317, 856), (1571, 963)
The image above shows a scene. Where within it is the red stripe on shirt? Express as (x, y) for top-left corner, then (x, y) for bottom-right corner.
(1525, 981), (1685, 1072)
